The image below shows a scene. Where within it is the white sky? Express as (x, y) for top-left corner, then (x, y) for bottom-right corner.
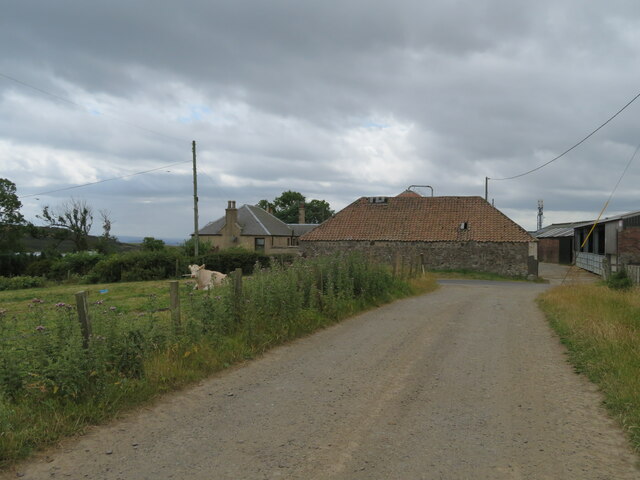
(2, 1), (640, 239)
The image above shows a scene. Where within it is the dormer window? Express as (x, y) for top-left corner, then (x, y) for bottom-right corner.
(460, 222), (469, 230)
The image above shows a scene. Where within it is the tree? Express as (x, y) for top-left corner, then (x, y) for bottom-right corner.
(256, 199), (274, 212)
(259, 191), (334, 224)
(306, 199), (334, 224)
(141, 237), (165, 251)
(273, 190), (305, 224)
(95, 209), (116, 254)
(0, 178), (26, 253)
(37, 199), (94, 252)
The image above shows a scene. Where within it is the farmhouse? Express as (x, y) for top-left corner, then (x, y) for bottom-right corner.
(573, 209), (640, 280)
(196, 201), (316, 254)
(300, 194), (538, 277)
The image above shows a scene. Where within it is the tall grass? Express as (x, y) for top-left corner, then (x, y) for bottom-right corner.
(538, 284), (640, 451)
(0, 253), (437, 467)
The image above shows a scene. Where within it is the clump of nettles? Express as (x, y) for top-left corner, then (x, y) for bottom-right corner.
(607, 269), (634, 291)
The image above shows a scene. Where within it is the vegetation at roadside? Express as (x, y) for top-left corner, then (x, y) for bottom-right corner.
(538, 283), (640, 452)
(0, 253), (437, 467)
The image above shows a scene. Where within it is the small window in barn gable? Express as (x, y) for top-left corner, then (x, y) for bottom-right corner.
(460, 222), (469, 230)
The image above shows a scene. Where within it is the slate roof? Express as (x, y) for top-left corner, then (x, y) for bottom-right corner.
(198, 204), (294, 236)
(288, 224), (319, 236)
(300, 196), (534, 243)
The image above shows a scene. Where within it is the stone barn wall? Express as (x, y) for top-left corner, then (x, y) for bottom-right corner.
(300, 240), (535, 277)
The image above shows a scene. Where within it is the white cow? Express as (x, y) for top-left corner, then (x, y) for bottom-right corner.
(188, 264), (227, 290)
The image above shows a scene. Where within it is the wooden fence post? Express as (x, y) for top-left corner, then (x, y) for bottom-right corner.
(420, 253), (425, 274)
(74, 291), (92, 349)
(169, 280), (181, 330)
(233, 268), (243, 297)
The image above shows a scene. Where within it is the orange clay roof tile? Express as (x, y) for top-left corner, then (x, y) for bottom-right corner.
(300, 196), (534, 243)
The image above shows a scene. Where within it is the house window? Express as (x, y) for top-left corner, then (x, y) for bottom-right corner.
(255, 238), (265, 252)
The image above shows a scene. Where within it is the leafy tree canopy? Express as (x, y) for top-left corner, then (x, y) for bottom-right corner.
(258, 190), (334, 224)
(0, 178), (26, 253)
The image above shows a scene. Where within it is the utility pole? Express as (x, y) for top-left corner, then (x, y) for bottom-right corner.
(192, 140), (199, 257)
(537, 199), (544, 231)
(485, 177), (489, 202)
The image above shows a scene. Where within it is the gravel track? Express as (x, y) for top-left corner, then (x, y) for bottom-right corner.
(4, 280), (639, 479)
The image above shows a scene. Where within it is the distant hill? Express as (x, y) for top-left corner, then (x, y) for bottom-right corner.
(117, 236), (186, 246)
(20, 227), (139, 254)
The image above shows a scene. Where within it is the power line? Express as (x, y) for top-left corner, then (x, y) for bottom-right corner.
(0, 71), (190, 144)
(560, 140), (640, 285)
(491, 91), (640, 181)
(19, 160), (191, 199)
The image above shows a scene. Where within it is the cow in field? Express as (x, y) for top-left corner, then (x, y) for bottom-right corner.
(188, 264), (227, 290)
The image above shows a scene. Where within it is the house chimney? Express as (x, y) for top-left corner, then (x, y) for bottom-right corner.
(225, 200), (239, 242)
(298, 201), (305, 224)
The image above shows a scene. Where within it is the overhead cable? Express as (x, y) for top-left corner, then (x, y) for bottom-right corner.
(491, 91), (640, 181)
(19, 160), (191, 199)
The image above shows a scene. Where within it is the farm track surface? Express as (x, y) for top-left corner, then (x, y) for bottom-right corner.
(4, 279), (639, 479)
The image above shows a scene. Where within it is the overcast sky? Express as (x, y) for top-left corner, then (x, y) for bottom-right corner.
(2, 1), (640, 240)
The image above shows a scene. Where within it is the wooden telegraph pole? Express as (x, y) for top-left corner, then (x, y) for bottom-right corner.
(192, 140), (199, 257)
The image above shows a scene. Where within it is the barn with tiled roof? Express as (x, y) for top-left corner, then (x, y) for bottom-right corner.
(300, 194), (538, 277)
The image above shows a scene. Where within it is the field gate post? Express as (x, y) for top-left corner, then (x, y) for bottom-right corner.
(74, 291), (92, 349)
(169, 280), (181, 330)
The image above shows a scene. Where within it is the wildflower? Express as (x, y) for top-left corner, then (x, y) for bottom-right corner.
(95, 300), (104, 305)
(31, 298), (44, 304)
(35, 325), (46, 332)
(109, 306), (116, 311)
(55, 302), (66, 308)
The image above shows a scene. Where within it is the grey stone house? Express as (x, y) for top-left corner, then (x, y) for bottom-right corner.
(196, 201), (317, 254)
(300, 194), (538, 277)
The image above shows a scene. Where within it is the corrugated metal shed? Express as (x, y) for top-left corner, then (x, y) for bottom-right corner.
(534, 221), (592, 238)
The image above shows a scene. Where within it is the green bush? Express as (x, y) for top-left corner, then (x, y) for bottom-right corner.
(0, 275), (46, 291)
(607, 269), (634, 291)
(91, 249), (184, 283)
(196, 248), (269, 274)
(48, 252), (105, 280)
(25, 259), (53, 277)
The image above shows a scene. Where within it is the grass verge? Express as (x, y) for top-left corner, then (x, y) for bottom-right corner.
(0, 257), (437, 468)
(538, 283), (640, 452)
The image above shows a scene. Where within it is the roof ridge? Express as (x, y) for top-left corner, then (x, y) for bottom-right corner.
(244, 204), (271, 235)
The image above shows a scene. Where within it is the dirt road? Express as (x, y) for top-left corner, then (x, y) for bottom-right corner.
(5, 280), (639, 479)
